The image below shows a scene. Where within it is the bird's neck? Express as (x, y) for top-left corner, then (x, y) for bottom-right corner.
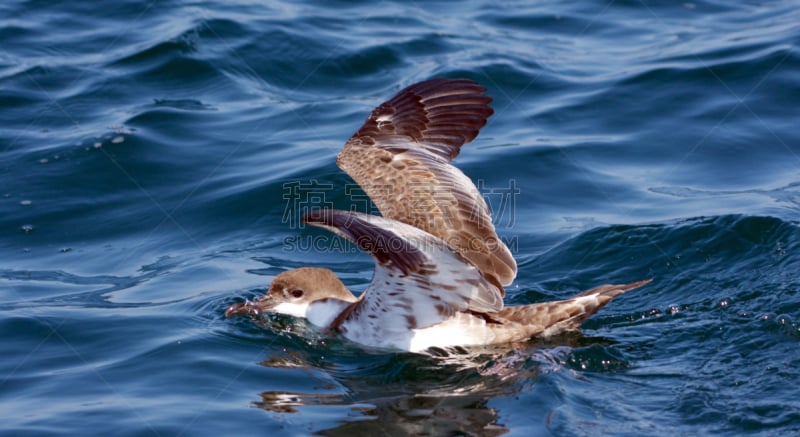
(306, 298), (354, 328)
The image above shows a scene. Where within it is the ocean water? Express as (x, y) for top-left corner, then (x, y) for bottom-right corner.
(2, 0), (799, 435)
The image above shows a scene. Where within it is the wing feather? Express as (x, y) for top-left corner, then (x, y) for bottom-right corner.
(303, 209), (503, 331)
(337, 78), (517, 288)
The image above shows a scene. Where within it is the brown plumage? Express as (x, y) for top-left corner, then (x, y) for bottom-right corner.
(488, 280), (652, 343)
(336, 78), (516, 289)
(225, 78), (652, 352)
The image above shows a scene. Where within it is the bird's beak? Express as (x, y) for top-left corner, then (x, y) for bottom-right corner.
(225, 293), (275, 317)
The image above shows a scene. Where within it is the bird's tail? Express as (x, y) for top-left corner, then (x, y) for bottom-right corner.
(495, 279), (652, 340)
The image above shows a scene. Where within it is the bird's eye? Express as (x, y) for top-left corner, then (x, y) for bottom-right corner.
(289, 289), (304, 298)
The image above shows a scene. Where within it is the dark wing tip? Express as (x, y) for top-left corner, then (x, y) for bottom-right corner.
(302, 210), (428, 276)
(576, 278), (654, 300)
(349, 77), (494, 161)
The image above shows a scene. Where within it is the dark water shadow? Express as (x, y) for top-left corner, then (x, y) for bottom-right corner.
(246, 329), (621, 436)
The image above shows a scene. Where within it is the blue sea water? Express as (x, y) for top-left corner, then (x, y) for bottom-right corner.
(2, 0), (799, 435)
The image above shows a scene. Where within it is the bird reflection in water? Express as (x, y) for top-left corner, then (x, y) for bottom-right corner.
(248, 333), (619, 436)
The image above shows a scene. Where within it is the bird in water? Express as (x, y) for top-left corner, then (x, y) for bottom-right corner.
(226, 78), (651, 352)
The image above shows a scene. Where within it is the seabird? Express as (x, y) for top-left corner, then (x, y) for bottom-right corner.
(226, 78), (650, 352)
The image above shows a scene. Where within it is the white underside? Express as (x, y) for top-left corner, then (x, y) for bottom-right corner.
(407, 314), (497, 352)
(276, 301), (498, 353)
(340, 311), (496, 352)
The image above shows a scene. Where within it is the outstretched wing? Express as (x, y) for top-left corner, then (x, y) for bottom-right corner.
(302, 209), (504, 332)
(337, 78), (517, 289)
